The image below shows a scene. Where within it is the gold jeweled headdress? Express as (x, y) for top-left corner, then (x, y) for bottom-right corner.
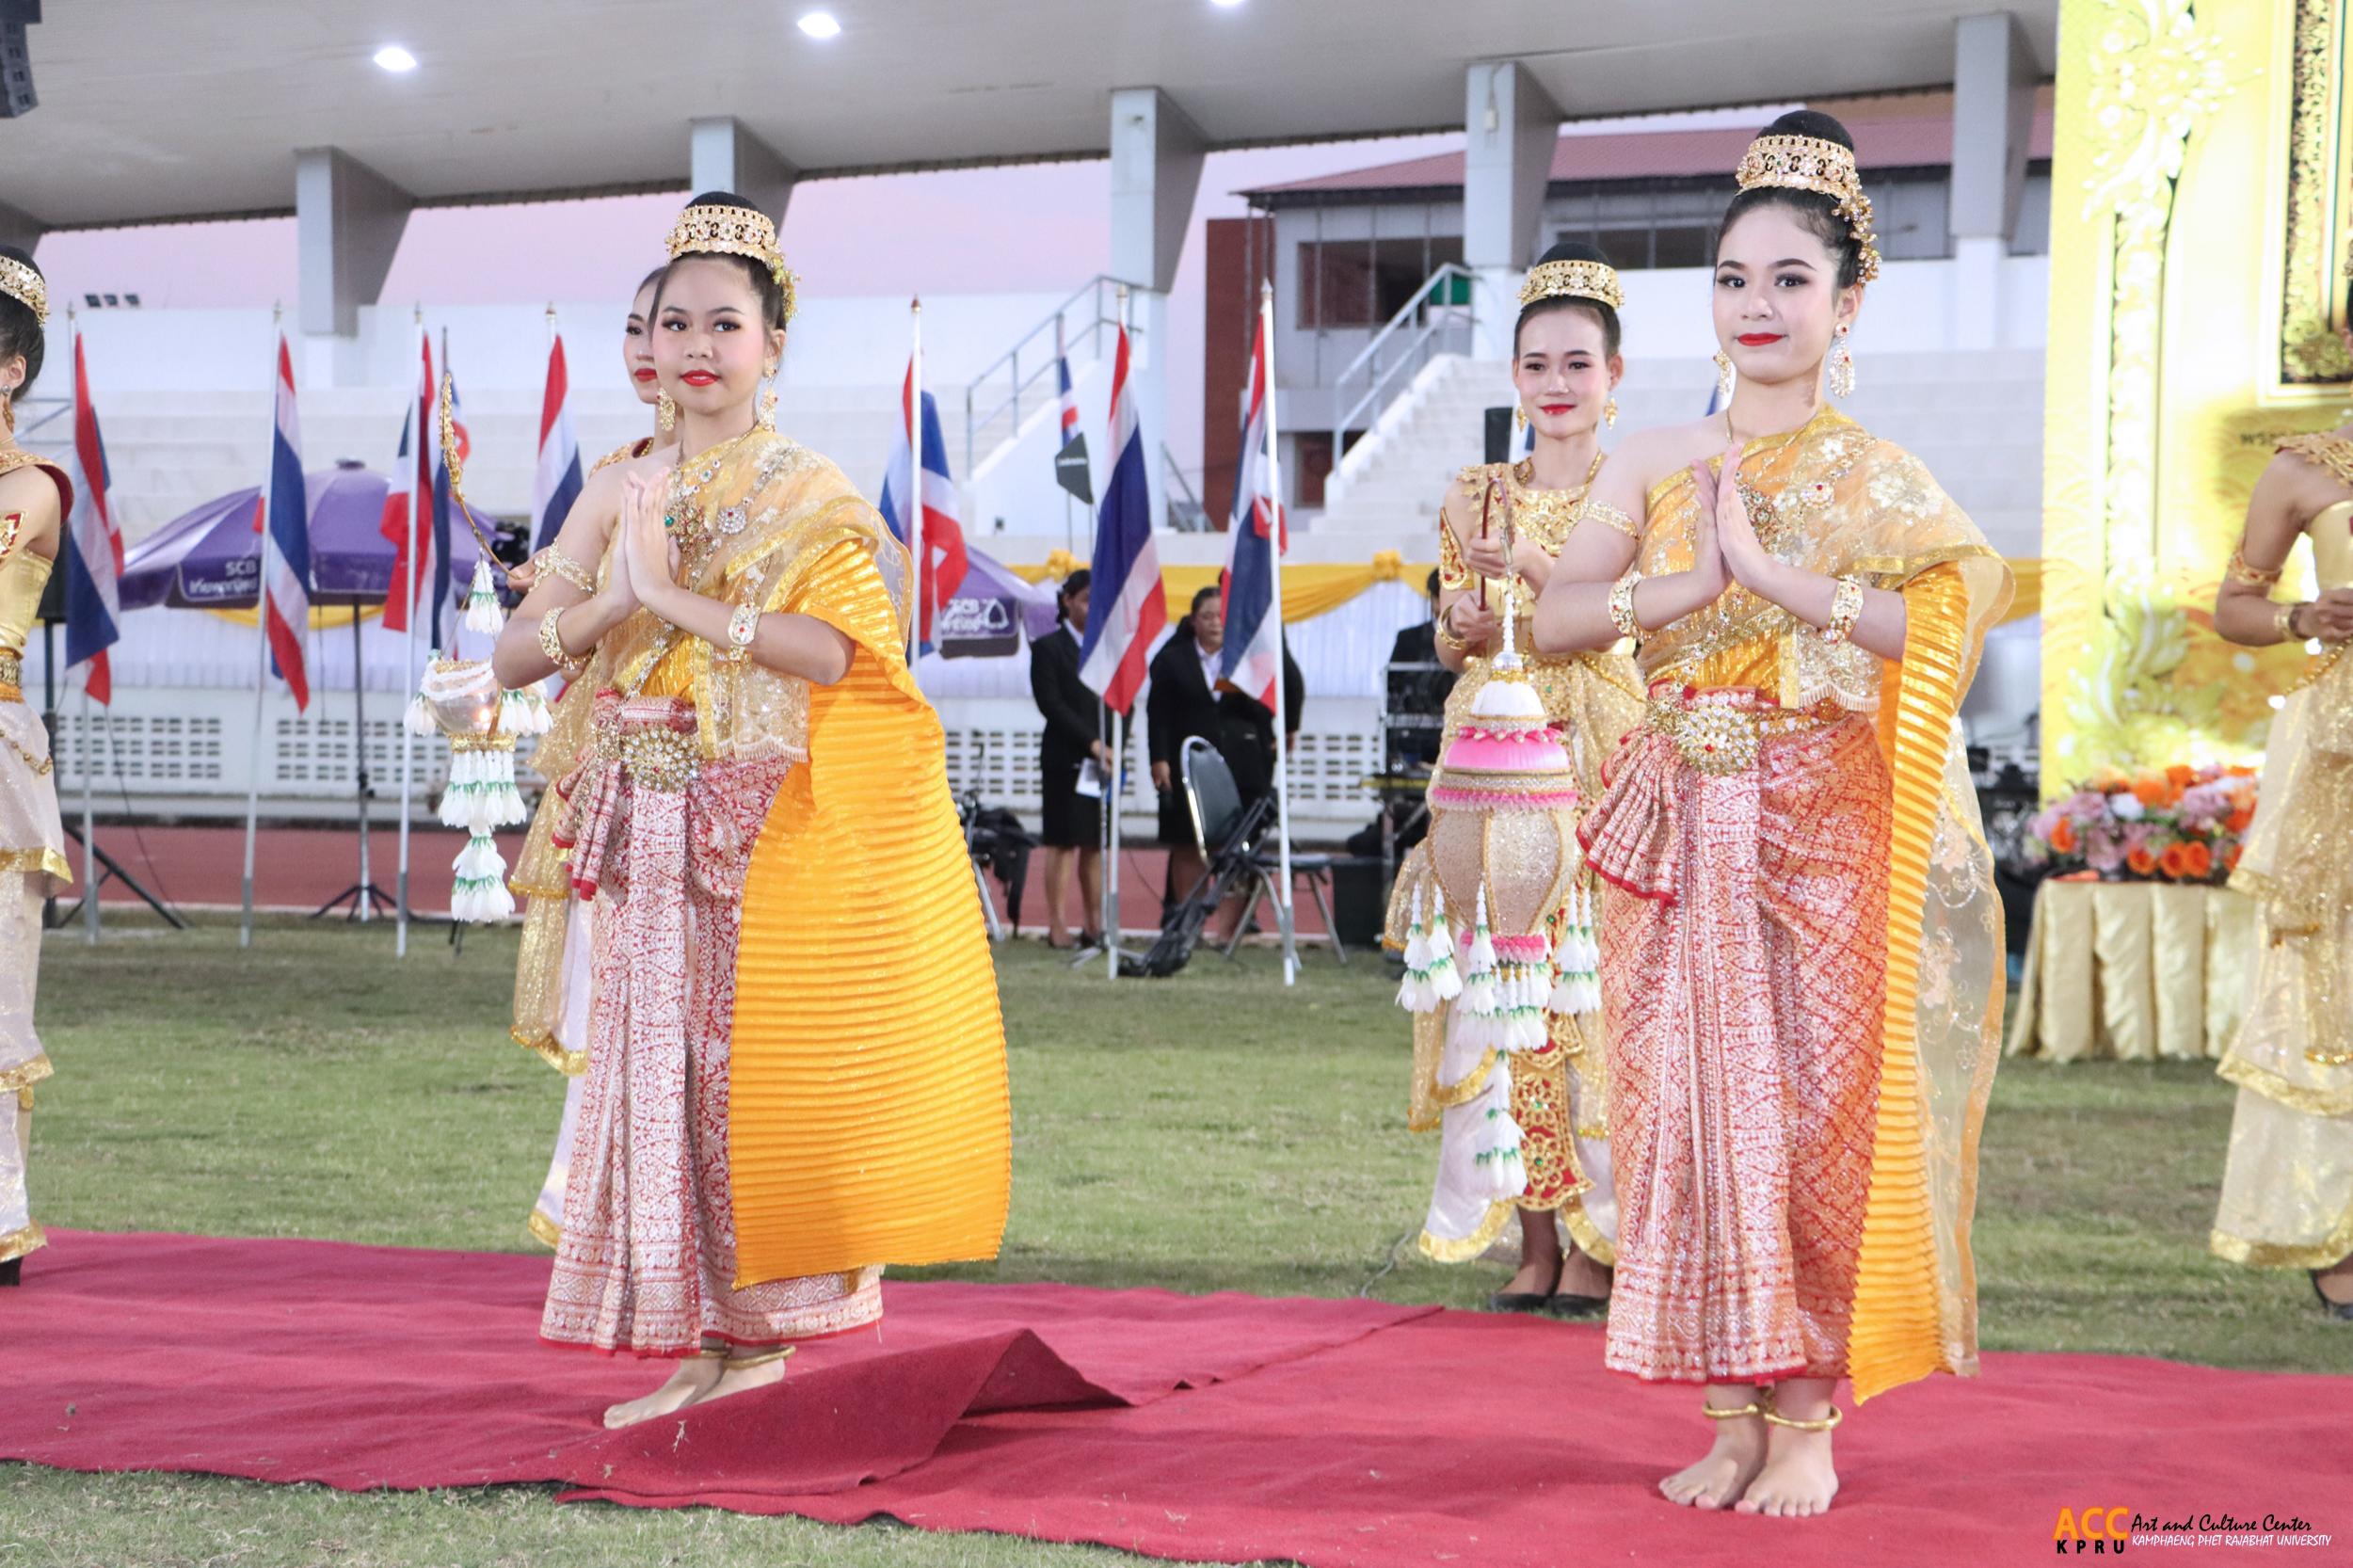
(0, 254), (46, 325)
(1518, 257), (1623, 311)
(664, 202), (798, 324)
(1735, 133), (1882, 283)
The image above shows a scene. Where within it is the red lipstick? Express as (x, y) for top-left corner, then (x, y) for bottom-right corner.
(632, 367), (658, 382)
(680, 370), (718, 387)
(1736, 333), (1784, 347)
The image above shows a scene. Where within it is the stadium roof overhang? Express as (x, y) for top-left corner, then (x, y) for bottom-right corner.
(5, 0), (2057, 231)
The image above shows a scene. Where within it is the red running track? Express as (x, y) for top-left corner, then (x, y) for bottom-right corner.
(7, 1230), (2348, 1567)
(69, 823), (1331, 936)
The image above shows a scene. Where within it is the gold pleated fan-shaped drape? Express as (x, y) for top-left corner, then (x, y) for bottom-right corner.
(728, 519), (1012, 1287)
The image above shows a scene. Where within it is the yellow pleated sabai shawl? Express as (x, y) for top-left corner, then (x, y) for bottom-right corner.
(721, 440), (1011, 1287)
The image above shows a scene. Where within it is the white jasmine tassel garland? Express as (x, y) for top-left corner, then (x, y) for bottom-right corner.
(461, 558), (505, 636)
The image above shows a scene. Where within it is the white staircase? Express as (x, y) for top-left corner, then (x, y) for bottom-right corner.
(1317, 350), (2046, 562)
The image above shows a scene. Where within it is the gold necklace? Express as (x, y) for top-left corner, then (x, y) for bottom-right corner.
(663, 424), (766, 558)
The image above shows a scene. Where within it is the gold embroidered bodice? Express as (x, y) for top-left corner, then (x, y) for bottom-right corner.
(2275, 435), (2353, 591)
(0, 551), (51, 660)
(1438, 457), (1598, 614)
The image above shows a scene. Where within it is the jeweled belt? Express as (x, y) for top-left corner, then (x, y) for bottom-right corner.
(0, 650), (20, 704)
(1641, 684), (1828, 777)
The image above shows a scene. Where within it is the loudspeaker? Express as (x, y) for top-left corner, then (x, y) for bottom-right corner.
(1483, 406), (1513, 465)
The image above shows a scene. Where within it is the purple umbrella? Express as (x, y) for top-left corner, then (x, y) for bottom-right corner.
(933, 546), (1062, 660)
(120, 463), (483, 613)
(119, 463), (495, 926)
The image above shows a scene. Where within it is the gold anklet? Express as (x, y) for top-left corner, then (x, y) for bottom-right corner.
(1760, 1403), (1843, 1432)
(1701, 1400), (1764, 1420)
(722, 1345), (796, 1370)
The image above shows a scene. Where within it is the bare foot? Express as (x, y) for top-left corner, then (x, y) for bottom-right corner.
(1660, 1394), (1767, 1510)
(2316, 1256), (2353, 1306)
(683, 1348), (795, 1410)
(601, 1356), (723, 1430)
(1737, 1398), (1841, 1518)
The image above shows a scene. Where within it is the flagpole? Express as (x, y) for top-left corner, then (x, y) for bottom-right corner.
(907, 296), (924, 677)
(1104, 283), (1129, 984)
(394, 306), (423, 957)
(63, 308), (99, 945)
(241, 305), (280, 949)
(1258, 281), (1297, 987)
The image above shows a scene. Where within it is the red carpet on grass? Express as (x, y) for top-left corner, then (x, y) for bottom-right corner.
(5, 1232), (2350, 1568)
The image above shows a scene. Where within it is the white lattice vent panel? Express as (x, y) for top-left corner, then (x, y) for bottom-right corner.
(54, 712), (229, 788)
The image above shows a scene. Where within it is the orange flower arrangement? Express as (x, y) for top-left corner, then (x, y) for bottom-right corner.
(2027, 762), (2258, 884)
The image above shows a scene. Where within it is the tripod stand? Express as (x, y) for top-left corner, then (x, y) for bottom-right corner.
(38, 620), (184, 931)
(313, 611), (396, 921)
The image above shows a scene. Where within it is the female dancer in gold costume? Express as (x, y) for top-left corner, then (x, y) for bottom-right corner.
(512, 264), (674, 1250)
(0, 248), (72, 1284)
(1534, 112), (2009, 1516)
(1386, 241), (1641, 1315)
(2207, 379), (2353, 1320)
(492, 195), (1009, 1428)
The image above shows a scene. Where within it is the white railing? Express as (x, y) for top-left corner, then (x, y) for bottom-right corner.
(1327, 264), (1489, 476)
(963, 276), (1130, 475)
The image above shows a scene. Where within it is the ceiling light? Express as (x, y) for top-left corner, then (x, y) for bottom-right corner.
(373, 45), (418, 72)
(1210, 0), (1247, 8)
(797, 11), (842, 39)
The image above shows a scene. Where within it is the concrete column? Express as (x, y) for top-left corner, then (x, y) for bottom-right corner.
(688, 117), (799, 224)
(0, 199), (41, 258)
(1110, 87), (1206, 531)
(295, 148), (412, 386)
(1464, 61), (1561, 360)
(1949, 12), (2035, 350)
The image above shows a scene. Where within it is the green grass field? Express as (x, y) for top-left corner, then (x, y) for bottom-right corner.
(2, 917), (2345, 1567)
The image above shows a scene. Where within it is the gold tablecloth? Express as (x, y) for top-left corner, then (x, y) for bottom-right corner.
(2003, 881), (2260, 1063)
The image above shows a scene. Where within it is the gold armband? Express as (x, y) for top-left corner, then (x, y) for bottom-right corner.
(531, 547), (596, 594)
(2224, 545), (2283, 590)
(1607, 569), (1642, 641)
(1580, 498), (1640, 540)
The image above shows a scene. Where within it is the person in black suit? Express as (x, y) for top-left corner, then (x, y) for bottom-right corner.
(1385, 568), (1455, 768)
(1029, 571), (1112, 950)
(1216, 643), (1305, 807)
(1145, 584), (1228, 907)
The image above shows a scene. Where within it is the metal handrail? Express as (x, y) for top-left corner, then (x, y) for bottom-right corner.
(1163, 445), (1209, 533)
(1328, 263), (1484, 467)
(10, 395), (71, 449)
(963, 275), (1133, 474)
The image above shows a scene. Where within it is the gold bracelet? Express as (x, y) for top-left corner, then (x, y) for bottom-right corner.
(537, 606), (584, 675)
(2226, 545), (2284, 590)
(531, 546), (595, 594)
(1822, 574), (1865, 644)
(1607, 568), (1642, 640)
(2277, 600), (2309, 644)
(720, 603), (759, 664)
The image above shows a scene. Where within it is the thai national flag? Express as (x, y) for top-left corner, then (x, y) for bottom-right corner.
(1077, 321), (1163, 716)
(1057, 347), (1080, 444)
(58, 335), (121, 703)
(429, 360), (469, 648)
(1218, 310), (1285, 712)
(258, 333), (311, 711)
(379, 329), (435, 633)
(532, 332), (583, 553)
(877, 361), (969, 645)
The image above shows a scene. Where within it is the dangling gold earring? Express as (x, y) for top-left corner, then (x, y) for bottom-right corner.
(656, 390), (677, 436)
(1513, 404), (1527, 435)
(1605, 396), (1619, 430)
(1827, 325), (1856, 399)
(1714, 352), (1736, 406)
(758, 363), (779, 431)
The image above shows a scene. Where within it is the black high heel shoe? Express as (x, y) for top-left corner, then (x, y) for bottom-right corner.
(2311, 1270), (2353, 1322)
(0, 1256), (21, 1288)
(1489, 1255), (1563, 1314)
